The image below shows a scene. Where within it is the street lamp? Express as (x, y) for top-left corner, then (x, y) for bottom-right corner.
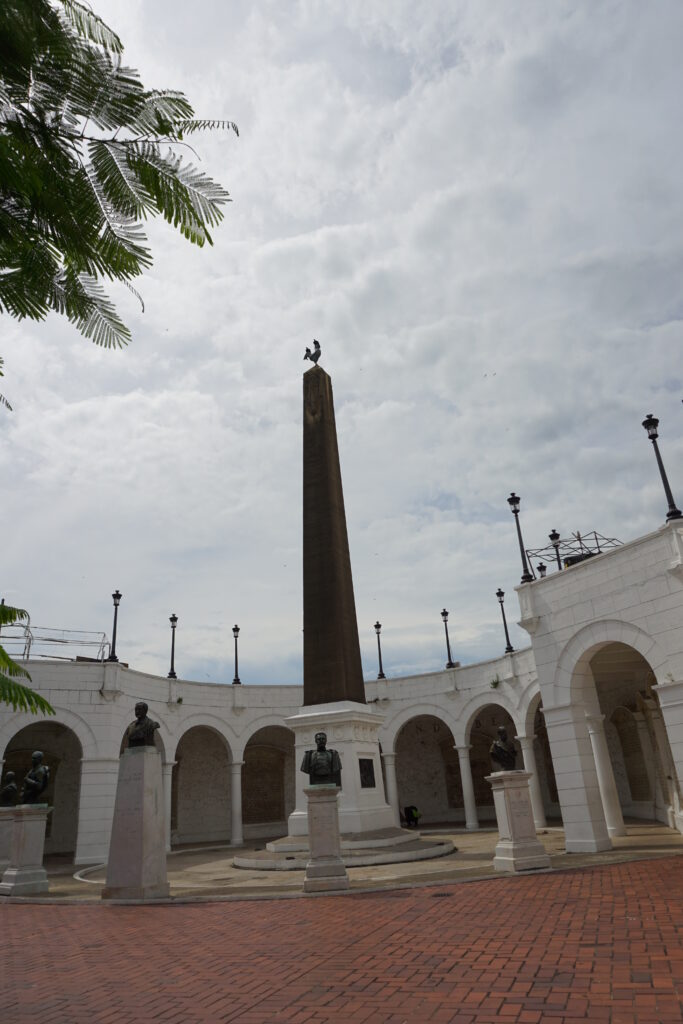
(507, 493), (533, 584)
(441, 609), (456, 669)
(536, 562), (547, 579)
(496, 589), (514, 654)
(642, 414), (682, 521)
(168, 614), (178, 679)
(549, 529), (563, 571)
(107, 590), (122, 662)
(374, 621), (386, 680)
(232, 624), (241, 684)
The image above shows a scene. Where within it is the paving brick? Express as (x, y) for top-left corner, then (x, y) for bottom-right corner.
(3, 856), (683, 1023)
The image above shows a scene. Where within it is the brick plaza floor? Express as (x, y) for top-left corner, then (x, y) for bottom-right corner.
(3, 856), (683, 1024)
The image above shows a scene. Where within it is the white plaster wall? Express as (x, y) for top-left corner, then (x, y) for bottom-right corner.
(175, 727), (231, 845)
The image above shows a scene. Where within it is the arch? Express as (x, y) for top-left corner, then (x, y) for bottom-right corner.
(465, 702), (518, 815)
(172, 715), (236, 762)
(610, 706), (652, 804)
(242, 725), (295, 840)
(460, 693), (522, 746)
(0, 706), (97, 762)
(394, 713), (461, 826)
(237, 714), (298, 761)
(172, 724), (232, 846)
(552, 620), (668, 705)
(523, 691), (543, 739)
(3, 720), (83, 857)
(380, 702), (460, 754)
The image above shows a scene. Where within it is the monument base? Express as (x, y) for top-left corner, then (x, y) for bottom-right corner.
(102, 746), (170, 901)
(0, 805), (50, 896)
(303, 786), (349, 893)
(286, 702), (396, 838)
(486, 771), (551, 873)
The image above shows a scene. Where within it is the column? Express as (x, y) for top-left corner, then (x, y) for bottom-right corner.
(162, 761), (176, 853)
(381, 752), (400, 826)
(542, 703), (611, 853)
(644, 693), (680, 827)
(456, 745), (479, 830)
(586, 714), (626, 837)
(230, 760), (244, 847)
(74, 757), (121, 865)
(515, 734), (547, 829)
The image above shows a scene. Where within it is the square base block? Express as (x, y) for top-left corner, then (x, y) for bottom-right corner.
(0, 807), (13, 874)
(486, 770), (551, 873)
(303, 786), (349, 893)
(102, 747), (169, 902)
(0, 805), (50, 896)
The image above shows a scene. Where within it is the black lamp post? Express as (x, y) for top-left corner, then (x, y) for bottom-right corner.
(107, 590), (121, 662)
(507, 493), (533, 583)
(537, 562), (547, 579)
(168, 614), (178, 679)
(642, 414), (682, 521)
(232, 624), (241, 684)
(549, 529), (563, 571)
(441, 609), (456, 669)
(496, 589), (514, 654)
(374, 621), (386, 680)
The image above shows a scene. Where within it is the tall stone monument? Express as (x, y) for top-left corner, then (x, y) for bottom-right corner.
(285, 363), (396, 838)
(101, 703), (169, 900)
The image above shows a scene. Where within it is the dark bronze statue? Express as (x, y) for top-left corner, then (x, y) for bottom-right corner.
(20, 751), (50, 804)
(490, 726), (517, 772)
(304, 339), (322, 365)
(124, 702), (161, 749)
(301, 731), (342, 786)
(0, 770), (18, 807)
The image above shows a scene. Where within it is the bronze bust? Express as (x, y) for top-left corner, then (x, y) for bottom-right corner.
(489, 726), (517, 772)
(300, 731), (342, 786)
(124, 702), (161, 749)
(0, 770), (18, 807)
(20, 751), (50, 803)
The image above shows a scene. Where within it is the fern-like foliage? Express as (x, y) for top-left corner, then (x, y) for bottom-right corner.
(0, 604), (55, 715)
(0, 0), (235, 390)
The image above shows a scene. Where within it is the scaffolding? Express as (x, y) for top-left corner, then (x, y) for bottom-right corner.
(526, 529), (622, 579)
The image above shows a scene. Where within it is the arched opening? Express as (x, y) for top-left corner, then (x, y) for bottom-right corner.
(395, 715), (461, 826)
(468, 704), (517, 823)
(172, 726), (231, 846)
(3, 721), (83, 859)
(585, 643), (674, 826)
(242, 726), (295, 840)
(533, 703), (560, 821)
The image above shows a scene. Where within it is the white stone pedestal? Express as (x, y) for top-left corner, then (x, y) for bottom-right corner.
(303, 786), (349, 893)
(286, 702), (396, 838)
(102, 746), (169, 900)
(486, 771), (551, 873)
(0, 807), (13, 873)
(0, 805), (50, 896)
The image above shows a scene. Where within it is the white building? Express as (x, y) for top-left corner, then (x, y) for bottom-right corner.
(2, 521), (682, 865)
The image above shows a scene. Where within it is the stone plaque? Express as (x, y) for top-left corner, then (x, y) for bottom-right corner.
(359, 758), (376, 789)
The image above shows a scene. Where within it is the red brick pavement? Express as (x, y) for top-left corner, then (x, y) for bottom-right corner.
(3, 857), (683, 1024)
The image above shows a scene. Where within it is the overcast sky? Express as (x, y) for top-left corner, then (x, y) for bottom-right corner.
(3, 0), (683, 684)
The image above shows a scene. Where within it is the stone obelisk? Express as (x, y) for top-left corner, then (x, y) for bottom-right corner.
(283, 362), (397, 838)
(303, 365), (366, 706)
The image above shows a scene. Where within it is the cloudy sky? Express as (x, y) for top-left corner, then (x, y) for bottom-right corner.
(3, 0), (683, 684)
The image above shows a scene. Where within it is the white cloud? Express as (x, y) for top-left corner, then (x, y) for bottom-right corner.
(3, 0), (683, 683)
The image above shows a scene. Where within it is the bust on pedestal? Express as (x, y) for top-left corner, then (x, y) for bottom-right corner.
(0, 752), (51, 896)
(302, 734), (349, 893)
(486, 727), (551, 873)
(101, 702), (170, 901)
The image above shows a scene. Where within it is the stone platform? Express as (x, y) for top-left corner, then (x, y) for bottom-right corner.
(233, 827), (454, 870)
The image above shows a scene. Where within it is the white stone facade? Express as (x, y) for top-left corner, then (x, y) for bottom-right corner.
(2, 521), (683, 864)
